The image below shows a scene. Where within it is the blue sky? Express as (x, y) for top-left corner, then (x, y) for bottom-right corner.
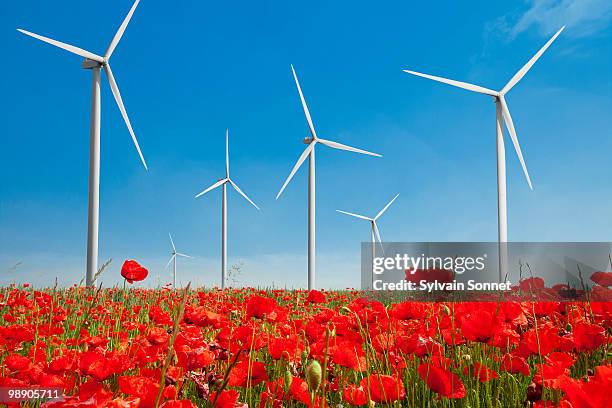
(1, 0), (611, 288)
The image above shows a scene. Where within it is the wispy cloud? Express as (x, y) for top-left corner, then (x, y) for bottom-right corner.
(512, 0), (612, 39)
(476, 0), (611, 62)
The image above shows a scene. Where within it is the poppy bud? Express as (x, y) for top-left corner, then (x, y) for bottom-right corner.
(305, 360), (322, 392)
(340, 306), (352, 314)
(463, 354), (472, 362)
(283, 369), (293, 392)
(440, 304), (451, 315)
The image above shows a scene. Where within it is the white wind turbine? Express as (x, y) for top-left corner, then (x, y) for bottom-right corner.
(337, 194), (400, 287)
(18, 0), (148, 286)
(195, 129), (259, 289)
(166, 233), (194, 289)
(403, 27), (564, 279)
(277, 65), (382, 290)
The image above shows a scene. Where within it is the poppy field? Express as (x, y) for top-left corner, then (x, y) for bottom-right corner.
(0, 276), (611, 408)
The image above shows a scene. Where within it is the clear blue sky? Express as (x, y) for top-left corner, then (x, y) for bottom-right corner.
(1, 0), (611, 288)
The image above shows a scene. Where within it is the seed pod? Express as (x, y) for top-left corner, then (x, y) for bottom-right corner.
(526, 382), (542, 402)
(305, 360), (322, 392)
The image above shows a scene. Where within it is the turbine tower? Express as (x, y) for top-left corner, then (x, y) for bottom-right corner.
(277, 65), (382, 289)
(337, 194), (399, 288)
(195, 129), (258, 288)
(166, 233), (193, 289)
(403, 27), (564, 279)
(17, 0), (148, 286)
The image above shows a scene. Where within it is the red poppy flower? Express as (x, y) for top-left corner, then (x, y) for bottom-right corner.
(559, 365), (612, 408)
(418, 362), (466, 399)
(518, 277), (545, 292)
(147, 326), (170, 345)
(464, 362), (498, 382)
(267, 335), (303, 361)
(306, 290), (326, 304)
(288, 377), (311, 406)
(390, 301), (428, 320)
(590, 271), (612, 287)
(176, 346), (216, 371)
(500, 354), (530, 376)
(361, 374), (406, 403)
(405, 268), (454, 284)
(573, 322), (606, 351)
(332, 345), (367, 371)
(343, 384), (367, 406)
(210, 389), (246, 408)
(118, 375), (164, 407)
(245, 295), (277, 319)
(121, 260), (148, 283)
(460, 310), (497, 343)
(228, 360), (269, 387)
(522, 324), (560, 356)
(4, 354), (31, 371)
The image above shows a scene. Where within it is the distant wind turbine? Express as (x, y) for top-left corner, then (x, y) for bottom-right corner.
(166, 233), (193, 289)
(337, 194), (399, 287)
(403, 26), (564, 279)
(195, 130), (259, 288)
(277, 65), (382, 290)
(17, 0), (148, 286)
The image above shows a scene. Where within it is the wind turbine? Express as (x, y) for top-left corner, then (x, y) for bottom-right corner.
(337, 194), (399, 288)
(195, 129), (259, 289)
(403, 27), (564, 279)
(17, 0), (147, 286)
(166, 233), (193, 289)
(277, 65), (382, 290)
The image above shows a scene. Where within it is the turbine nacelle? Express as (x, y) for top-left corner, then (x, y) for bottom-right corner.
(82, 59), (102, 69)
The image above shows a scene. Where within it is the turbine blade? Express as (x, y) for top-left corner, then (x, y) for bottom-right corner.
(105, 0), (141, 60)
(104, 64), (148, 170)
(499, 97), (533, 190)
(403, 69), (498, 96)
(501, 26), (565, 95)
(169, 233), (176, 252)
(317, 138), (382, 157)
(229, 179), (259, 210)
(195, 178), (227, 198)
(373, 221), (384, 253)
(276, 142), (315, 199)
(225, 128), (230, 178)
(165, 254), (175, 270)
(336, 210), (371, 221)
(290, 64), (317, 139)
(176, 253), (194, 259)
(375, 194), (400, 220)
(17, 29), (104, 63)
